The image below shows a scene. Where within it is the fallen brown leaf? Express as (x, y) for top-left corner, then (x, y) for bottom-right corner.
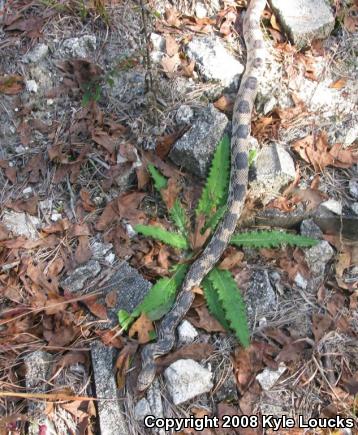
(128, 313), (154, 344)
(115, 342), (138, 389)
(189, 305), (226, 333)
(0, 74), (24, 95)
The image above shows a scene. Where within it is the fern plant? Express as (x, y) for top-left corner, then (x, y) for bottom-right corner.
(119, 134), (318, 349)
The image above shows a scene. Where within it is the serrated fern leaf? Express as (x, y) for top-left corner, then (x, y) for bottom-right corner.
(230, 230), (318, 249)
(202, 277), (230, 330)
(201, 204), (227, 234)
(196, 134), (230, 217)
(132, 263), (188, 321)
(148, 163), (167, 192)
(169, 198), (188, 237)
(207, 268), (249, 348)
(135, 224), (188, 249)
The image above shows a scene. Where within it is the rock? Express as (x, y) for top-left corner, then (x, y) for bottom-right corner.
(110, 71), (146, 107)
(351, 203), (358, 215)
(169, 105), (228, 177)
(150, 33), (165, 51)
(344, 124), (358, 146)
(269, 0), (335, 49)
(300, 219), (323, 239)
(177, 320), (198, 345)
(62, 35), (97, 58)
(349, 180), (358, 200)
(91, 342), (129, 434)
(245, 270), (277, 326)
(251, 144), (296, 203)
(25, 79), (38, 93)
(186, 36), (244, 87)
(175, 105), (194, 125)
(23, 43), (49, 63)
(321, 199), (342, 215)
(61, 260), (101, 292)
(294, 272), (308, 290)
(256, 363), (287, 390)
(134, 398), (151, 421)
(24, 351), (52, 418)
(305, 241), (334, 277)
(22, 186), (33, 197)
(91, 241), (113, 259)
(2, 210), (40, 240)
(164, 359), (213, 405)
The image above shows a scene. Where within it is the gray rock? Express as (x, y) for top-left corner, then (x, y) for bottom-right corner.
(177, 320), (198, 345)
(251, 144), (296, 203)
(175, 105), (194, 125)
(110, 71), (145, 103)
(256, 363), (287, 390)
(62, 35), (97, 58)
(186, 36), (244, 87)
(91, 342), (129, 434)
(321, 199), (342, 215)
(351, 203), (358, 215)
(91, 241), (113, 259)
(134, 398), (151, 421)
(164, 359), (213, 405)
(2, 210), (40, 240)
(349, 180), (358, 200)
(169, 105), (228, 177)
(300, 219), (323, 239)
(305, 241), (334, 277)
(24, 351), (52, 419)
(269, 0), (335, 49)
(294, 272), (308, 290)
(245, 270), (277, 326)
(23, 43), (49, 63)
(61, 260), (101, 292)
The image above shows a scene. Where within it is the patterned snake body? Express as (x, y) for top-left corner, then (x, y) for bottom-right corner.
(137, 0), (266, 392)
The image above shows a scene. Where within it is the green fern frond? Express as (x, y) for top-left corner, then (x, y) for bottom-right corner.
(202, 277), (230, 330)
(230, 230), (318, 249)
(118, 264), (188, 329)
(148, 163), (167, 192)
(207, 268), (249, 348)
(196, 134), (230, 218)
(135, 224), (188, 250)
(201, 205), (227, 234)
(170, 199), (188, 236)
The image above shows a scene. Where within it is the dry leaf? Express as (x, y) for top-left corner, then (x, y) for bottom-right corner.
(329, 78), (347, 89)
(0, 74), (24, 95)
(214, 94), (235, 113)
(189, 305), (226, 333)
(218, 250), (244, 270)
(115, 342), (138, 389)
(128, 313), (154, 344)
(165, 34), (180, 56)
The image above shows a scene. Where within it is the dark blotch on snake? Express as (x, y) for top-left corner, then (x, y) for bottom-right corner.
(253, 57), (263, 68)
(235, 152), (248, 170)
(254, 40), (263, 49)
(245, 76), (257, 90)
(232, 184), (246, 202)
(237, 100), (250, 114)
(234, 124), (249, 139)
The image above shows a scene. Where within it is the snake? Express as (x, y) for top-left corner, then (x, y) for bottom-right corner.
(137, 0), (266, 391)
